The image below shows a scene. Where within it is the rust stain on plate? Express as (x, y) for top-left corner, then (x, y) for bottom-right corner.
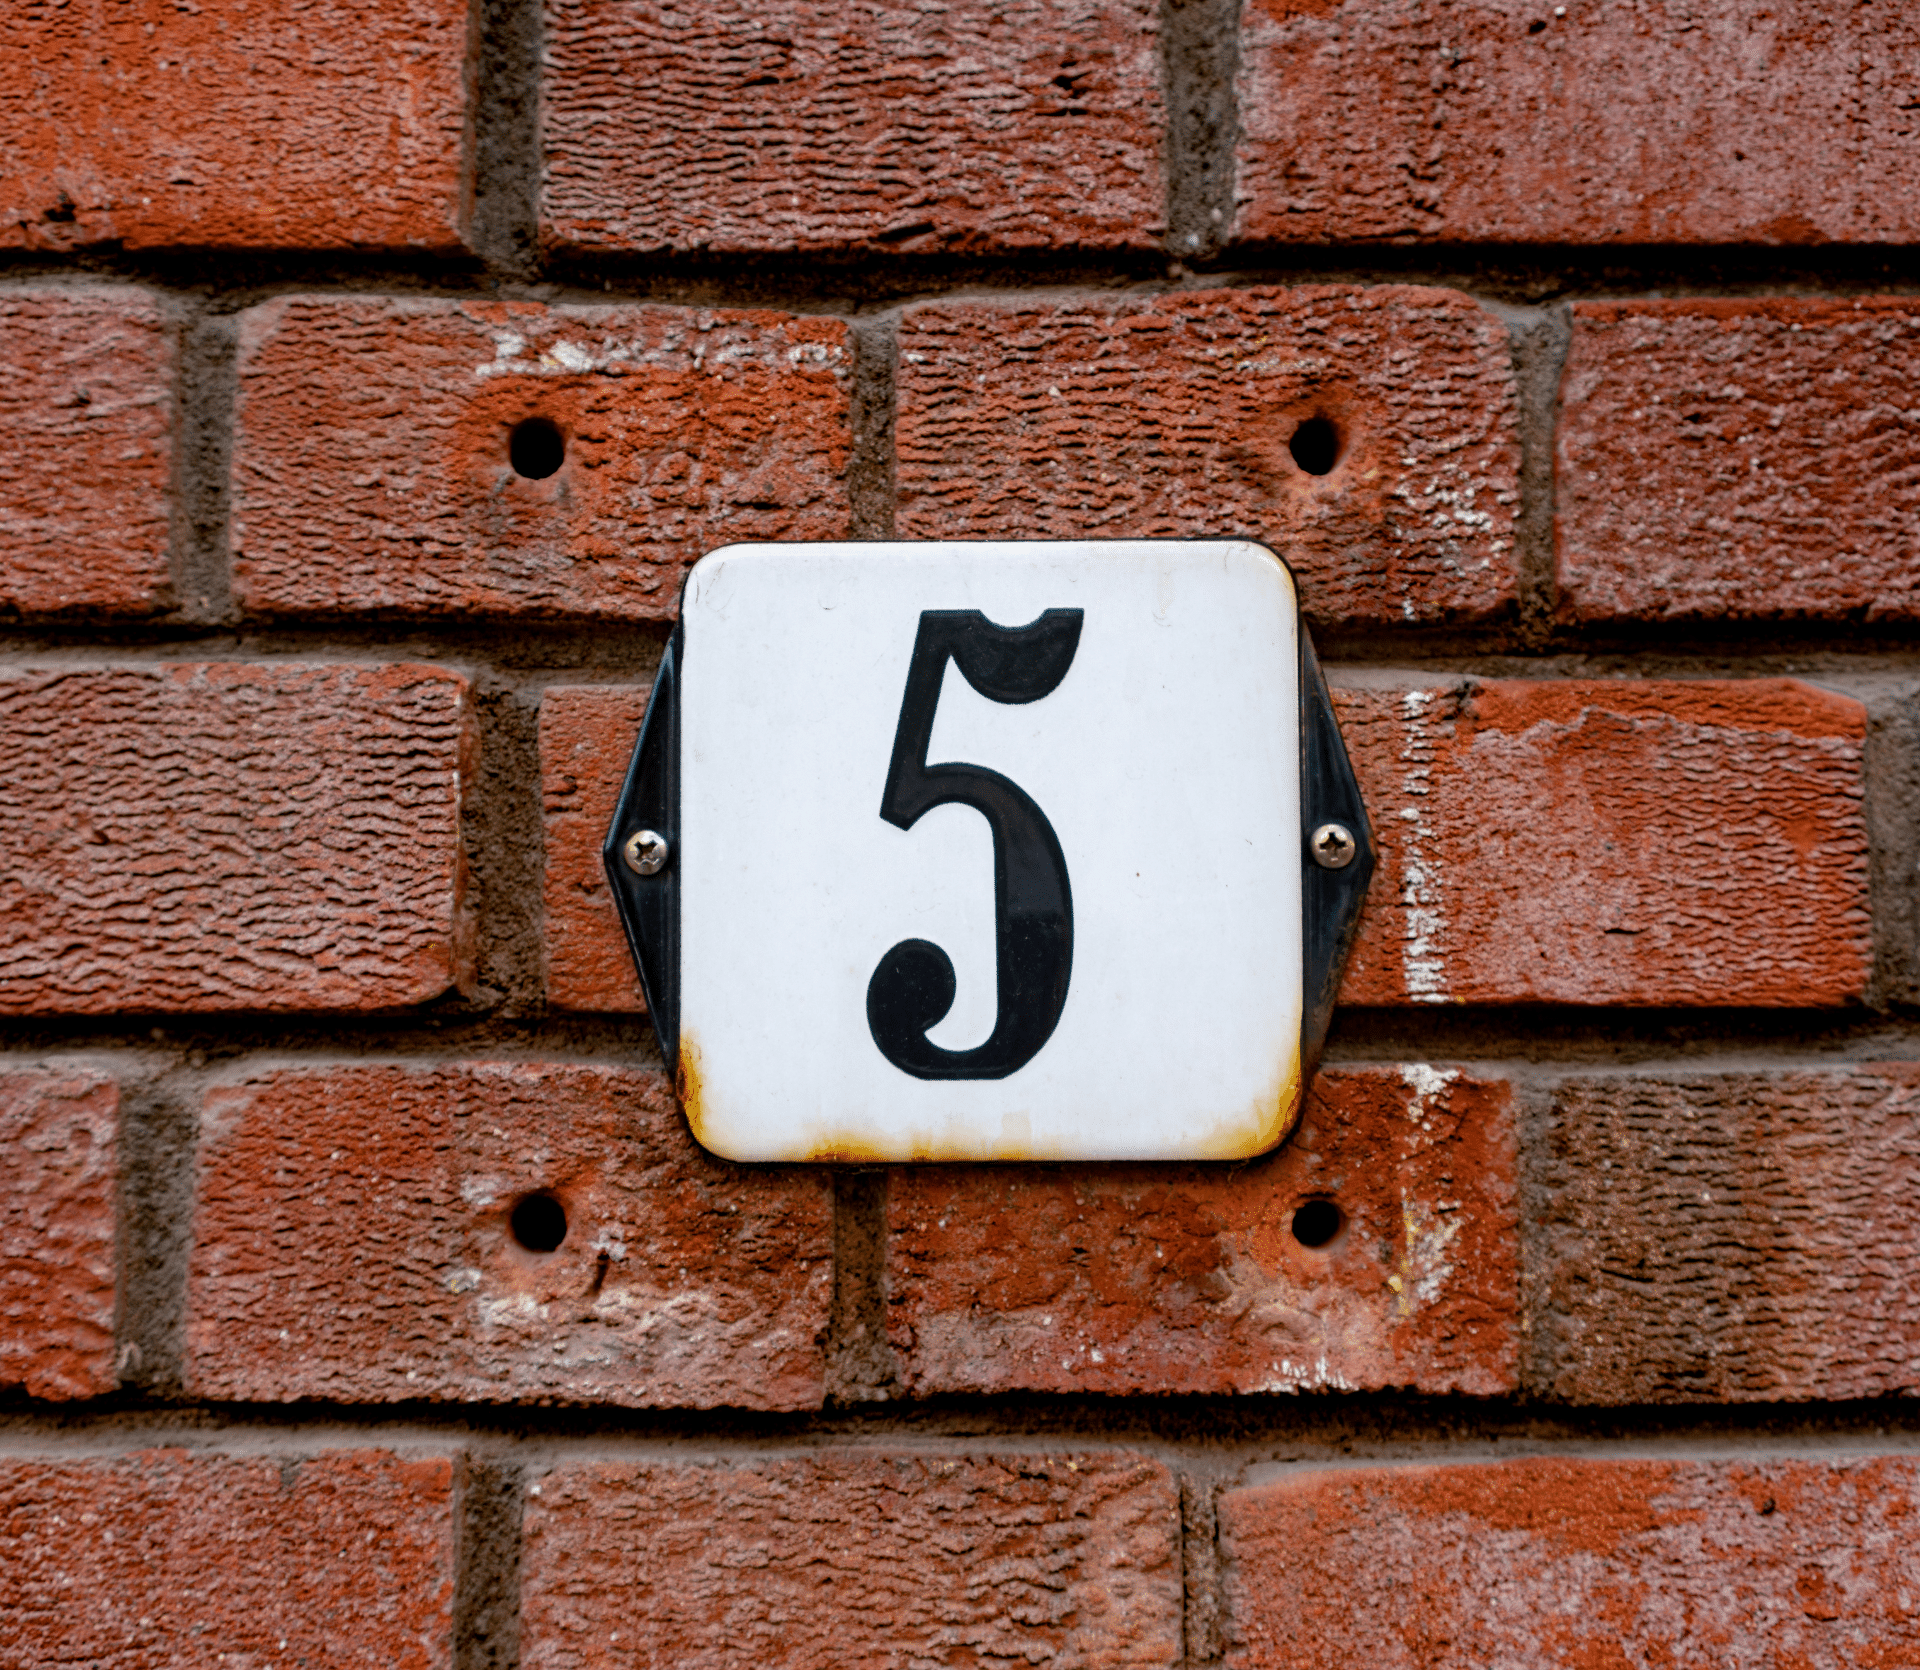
(680, 1025), (1305, 1164)
(1185, 1047), (1306, 1161)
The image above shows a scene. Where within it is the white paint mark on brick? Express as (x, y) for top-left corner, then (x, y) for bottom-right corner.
(459, 1175), (503, 1208)
(471, 326), (848, 382)
(1395, 1064), (1463, 1313)
(1398, 689), (1449, 1002)
(1258, 1356), (1360, 1394)
(1399, 1062), (1455, 1105)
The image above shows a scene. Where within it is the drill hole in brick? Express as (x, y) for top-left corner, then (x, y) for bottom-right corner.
(1290, 1197), (1343, 1250)
(510, 1191), (568, 1254)
(509, 416), (566, 480)
(1288, 415), (1342, 477)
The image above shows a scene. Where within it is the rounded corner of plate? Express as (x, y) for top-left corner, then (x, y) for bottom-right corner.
(677, 1088), (768, 1164)
(1222, 539), (1302, 604)
(1262, 1085), (1311, 1157)
(1211, 1059), (1309, 1161)
(683, 541), (773, 598)
(690, 540), (758, 565)
(684, 1128), (773, 1165)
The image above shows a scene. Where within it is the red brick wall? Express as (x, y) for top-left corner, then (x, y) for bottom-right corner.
(4, 4), (1919, 1665)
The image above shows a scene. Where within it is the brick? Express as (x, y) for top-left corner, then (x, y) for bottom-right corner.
(187, 1062), (832, 1408)
(542, 686), (649, 1012)
(1236, 1), (1920, 246)
(1530, 1065), (1920, 1404)
(896, 288), (1520, 627)
(1336, 679), (1869, 1007)
(0, 0), (469, 251)
(0, 289), (172, 615)
(522, 1450), (1182, 1669)
(232, 299), (854, 620)
(889, 1066), (1516, 1397)
(1, 1448), (453, 1668)
(0, 663), (471, 1014)
(0, 1067), (117, 1399)
(1558, 299), (1920, 623)
(1220, 1455), (1920, 1668)
(542, 0), (1163, 255)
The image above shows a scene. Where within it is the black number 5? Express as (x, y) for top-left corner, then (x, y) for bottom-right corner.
(866, 608), (1085, 1080)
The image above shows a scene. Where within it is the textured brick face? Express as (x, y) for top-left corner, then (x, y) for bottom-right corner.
(0, 289), (172, 615)
(1221, 1455), (1920, 1669)
(541, 686), (650, 1012)
(896, 287), (1521, 627)
(0, 1449), (454, 1670)
(521, 1451), (1183, 1669)
(187, 1063), (833, 1408)
(231, 299), (854, 620)
(1336, 679), (1870, 1007)
(1236, 0), (1920, 245)
(0, 663), (471, 1014)
(1559, 299), (1920, 623)
(889, 1067), (1517, 1396)
(0, 0), (470, 251)
(0, 1067), (117, 1400)
(1531, 1066), (1920, 1404)
(542, 0), (1163, 253)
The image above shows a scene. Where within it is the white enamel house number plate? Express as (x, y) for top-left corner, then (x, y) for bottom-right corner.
(604, 541), (1374, 1163)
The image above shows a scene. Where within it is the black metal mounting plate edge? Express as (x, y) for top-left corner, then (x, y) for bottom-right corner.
(1298, 628), (1375, 1078)
(603, 621), (682, 1067)
(607, 618), (1372, 1104)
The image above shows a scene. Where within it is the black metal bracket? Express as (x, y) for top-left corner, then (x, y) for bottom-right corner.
(1297, 628), (1375, 1078)
(602, 621), (681, 1065)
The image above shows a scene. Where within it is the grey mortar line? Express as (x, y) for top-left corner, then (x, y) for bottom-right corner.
(166, 302), (238, 628)
(464, 0), (543, 280)
(1483, 299), (1573, 646)
(455, 1451), (526, 1670)
(12, 1410), (1920, 1464)
(1160, 0), (1244, 262)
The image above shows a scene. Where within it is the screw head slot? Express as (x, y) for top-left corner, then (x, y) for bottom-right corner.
(1309, 822), (1358, 869)
(623, 828), (670, 877)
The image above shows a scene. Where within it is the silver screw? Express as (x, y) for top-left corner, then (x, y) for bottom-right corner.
(623, 829), (670, 877)
(1310, 822), (1358, 870)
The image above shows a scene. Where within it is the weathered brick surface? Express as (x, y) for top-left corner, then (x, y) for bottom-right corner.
(542, 0), (1163, 254)
(1236, 1), (1920, 246)
(1558, 299), (1920, 623)
(187, 1063), (832, 1408)
(231, 299), (854, 620)
(0, 1067), (117, 1400)
(889, 1067), (1516, 1397)
(542, 686), (649, 1012)
(0, 0), (470, 251)
(896, 287), (1521, 627)
(0, 289), (172, 615)
(1221, 1455), (1920, 1668)
(1531, 1066), (1920, 1404)
(0, 1448), (454, 1669)
(1337, 679), (1869, 1007)
(0, 663), (471, 1014)
(521, 1451), (1182, 1669)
